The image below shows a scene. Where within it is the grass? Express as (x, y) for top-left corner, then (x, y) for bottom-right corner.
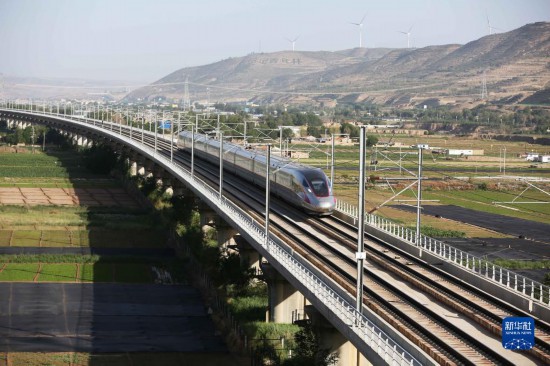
(0, 205), (158, 229)
(0, 255), (187, 283)
(0, 231), (12, 246)
(38, 263), (78, 282)
(227, 295), (267, 323)
(0, 263), (39, 281)
(0, 177), (119, 188)
(0, 229), (167, 248)
(78, 263), (95, 282)
(0, 150), (120, 188)
(492, 259), (550, 270)
(242, 322), (299, 353)
(333, 176), (550, 227)
(41, 230), (73, 247)
(0, 254), (100, 263)
(421, 189), (550, 224)
(79, 263), (113, 282)
(300, 139), (550, 217)
(11, 230), (42, 246)
(408, 225), (466, 238)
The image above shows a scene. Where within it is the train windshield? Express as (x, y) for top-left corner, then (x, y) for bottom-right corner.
(302, 170), (330, 197)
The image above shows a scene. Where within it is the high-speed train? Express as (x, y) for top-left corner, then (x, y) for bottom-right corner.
(177, 131), (335, 215)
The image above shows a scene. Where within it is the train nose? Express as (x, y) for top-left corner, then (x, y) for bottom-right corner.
(319, 200), (334, 209)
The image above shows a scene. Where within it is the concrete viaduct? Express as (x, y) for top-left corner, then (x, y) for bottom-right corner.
(2, 108), (549, 366)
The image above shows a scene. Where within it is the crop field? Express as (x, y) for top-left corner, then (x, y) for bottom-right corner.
(0, 229), (167, 248)
(0, 256), (185, 284)
(0, 150), (120, 188)
(0, 352), (245, 366)
(0, 263), (39, 281)
(295, 137), (550, 228)
(0, 205), (156, 228)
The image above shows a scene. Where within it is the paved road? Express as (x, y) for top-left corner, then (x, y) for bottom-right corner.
(0, 283), (227, 352)
(394, 204), (550, 244)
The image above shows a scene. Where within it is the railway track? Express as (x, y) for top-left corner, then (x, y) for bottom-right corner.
(118, 126), (549, 365)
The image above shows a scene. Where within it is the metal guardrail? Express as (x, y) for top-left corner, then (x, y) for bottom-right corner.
(336, 200), (550, 308)
(0, 108), (422, 366)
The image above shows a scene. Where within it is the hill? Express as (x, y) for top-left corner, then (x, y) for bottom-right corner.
(125, 22), (550, 108)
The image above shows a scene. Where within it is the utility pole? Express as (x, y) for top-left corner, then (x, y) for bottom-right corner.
(170, 115), (174, 163)
(192, 116), (197, 178)
(265, 144), (271, 247)
(416, 147), (423, 246)
(503, 147), (506, 176)
(499, 148), (502, 173)
(219, 132), (223, 199)
(279, 126), (283, 155)
(243, 120), (247, 146)
(356, 126), (367, 315)
(331, 135), (335, 190)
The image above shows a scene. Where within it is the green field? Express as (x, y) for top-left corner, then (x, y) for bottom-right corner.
(0, 205), (161, 229)
(0, 150), (121, 187)
(0, 260), (178, 283)
(295, 138), (550, 227)
(38, 263), (78, 282)
(0, 229), (167, 248)
(0, 263), (39, 281)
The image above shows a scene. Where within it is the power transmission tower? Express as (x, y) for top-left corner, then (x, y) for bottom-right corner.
(480, 70), (488, 100)
(183, 75), (190, 111)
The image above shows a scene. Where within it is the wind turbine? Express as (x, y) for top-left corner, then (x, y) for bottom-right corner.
(399, 26), (413, 48)
(350, 13), (367, 48)
(486, 13), (500, 35)
(285, 35), (300, 52)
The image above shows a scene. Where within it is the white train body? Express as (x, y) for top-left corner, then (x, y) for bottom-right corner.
(177, 131), (335, 215)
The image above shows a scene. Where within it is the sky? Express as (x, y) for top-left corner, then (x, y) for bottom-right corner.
(0, 0), (549, 83)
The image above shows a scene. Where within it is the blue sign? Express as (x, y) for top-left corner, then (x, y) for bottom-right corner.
(159, 120), (171, 129)
(502, 317), (534, 350)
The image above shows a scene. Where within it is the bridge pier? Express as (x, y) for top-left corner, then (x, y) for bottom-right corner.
(199, 202), (217, 233)
(129, 160), (138, 176)
(261, 262), (307, 324)
(82, 137), (92, 148)
(142, 161), (154, 178)
(217, 220), (238, 249)
(160, 175), (178, 198)
(305, 306), (370, 366)
(234, 235), (261, 275)
(198, 202), (238, 247)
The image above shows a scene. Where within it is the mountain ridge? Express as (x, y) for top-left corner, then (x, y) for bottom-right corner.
(126, 22), (550, 108)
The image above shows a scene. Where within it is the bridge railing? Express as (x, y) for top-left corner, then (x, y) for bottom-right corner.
(336, 200), (550, 308)
(0, 108), (422, 366)
(116, 120), (422, 366)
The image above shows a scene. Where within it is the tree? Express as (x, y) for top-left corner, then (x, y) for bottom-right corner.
(283, 322), (338, 366)
(340, 123), (359, 138)
(215, 251), (255, 290)
(366, 135), (378, 147)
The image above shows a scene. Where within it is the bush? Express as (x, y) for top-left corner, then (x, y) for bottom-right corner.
(477, 182), (488, 190)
